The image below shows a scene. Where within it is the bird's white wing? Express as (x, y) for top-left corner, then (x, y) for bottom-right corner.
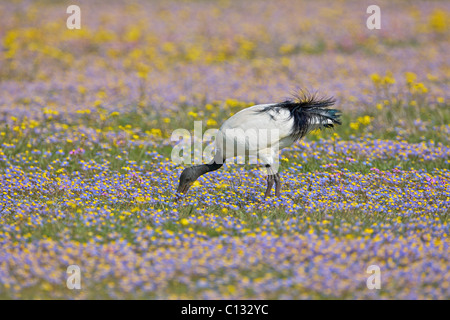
(217, 104), (295, 159)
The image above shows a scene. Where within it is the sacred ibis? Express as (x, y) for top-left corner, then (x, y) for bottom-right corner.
(176, 92), (341, 199)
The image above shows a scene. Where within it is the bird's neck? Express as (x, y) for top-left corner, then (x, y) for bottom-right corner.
(195, 161), (223, 176)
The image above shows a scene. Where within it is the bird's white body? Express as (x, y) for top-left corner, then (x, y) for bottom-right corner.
(216, 104), (296, 167)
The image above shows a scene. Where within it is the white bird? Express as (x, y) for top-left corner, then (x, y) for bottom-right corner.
(176, 91), (341, 199)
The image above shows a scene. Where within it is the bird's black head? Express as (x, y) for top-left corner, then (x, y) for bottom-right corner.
(176, 167), (200, 194)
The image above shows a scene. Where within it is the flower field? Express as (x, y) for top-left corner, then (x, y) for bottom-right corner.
(0, 0), (449, 299)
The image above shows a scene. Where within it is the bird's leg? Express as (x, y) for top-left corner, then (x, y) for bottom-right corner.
(264, 174), (275, 199)
(274, 172), (281, 197)
(264, 165), (275, 199)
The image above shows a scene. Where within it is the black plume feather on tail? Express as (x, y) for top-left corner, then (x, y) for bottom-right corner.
(262, 90), (342, 141)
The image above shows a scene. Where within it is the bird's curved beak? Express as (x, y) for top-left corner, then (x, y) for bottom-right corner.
(176, 183), (192, 195)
